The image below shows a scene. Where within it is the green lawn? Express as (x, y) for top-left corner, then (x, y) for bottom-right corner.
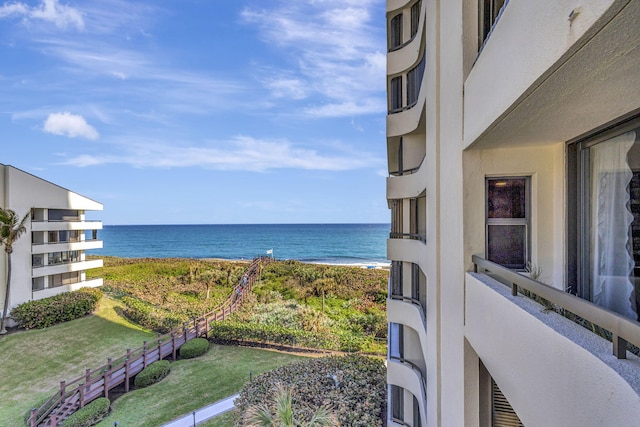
(0, 297), (155, 426)
(201, 411), (235, 427)
(97, 345), (305, 427)
(0, 296), (305, 427)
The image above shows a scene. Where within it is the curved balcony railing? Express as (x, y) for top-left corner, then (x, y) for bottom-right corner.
(390, 232), (426, 243)
(472, 255), (640, 359)
(389, 154), (426, 177)
(390, 294), (426, 327)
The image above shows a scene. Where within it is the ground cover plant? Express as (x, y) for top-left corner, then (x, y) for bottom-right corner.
(95, 345), (306, 427)
(216, 261), (388, 354)
(179, 337), (209, 359)
(88, 258), (388, 354)
(234, 355), (387, 427)
(60, 397), (110, 427)
(87, 256), (248, 329)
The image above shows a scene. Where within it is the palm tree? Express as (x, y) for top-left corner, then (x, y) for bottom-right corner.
(0, 208), (29, 334)
(245, 384), (338, 427)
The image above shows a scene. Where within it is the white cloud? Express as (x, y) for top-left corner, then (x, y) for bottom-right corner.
(0, 0), (84, 30)
(241, 1), (386, 117)
(43, 112), (99, 140)
(62, 135), (383, 171)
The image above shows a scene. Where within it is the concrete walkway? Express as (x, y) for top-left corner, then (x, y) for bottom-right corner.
(160, 394), (239, 427)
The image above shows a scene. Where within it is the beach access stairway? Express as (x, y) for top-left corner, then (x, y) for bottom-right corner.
(28, 256), (272, 427)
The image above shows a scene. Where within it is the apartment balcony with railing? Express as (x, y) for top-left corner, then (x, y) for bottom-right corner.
(467, 256), (640, 426)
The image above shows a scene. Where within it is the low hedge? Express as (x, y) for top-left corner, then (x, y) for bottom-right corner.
(60, 397), (110, 427)
(134, 360), (171, 388)
(10, 288), (103, 329)
(179, 337), (209, 359)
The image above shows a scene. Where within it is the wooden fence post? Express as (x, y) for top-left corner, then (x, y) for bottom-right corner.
(142, 341), (148, 367)
(79, 383), (85, 408)
(28, 408), (36, 427)
(172, 333), (177, 360)
(125, 357), (131, 392)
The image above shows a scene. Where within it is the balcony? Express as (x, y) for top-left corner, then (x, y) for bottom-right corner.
(32, 240), (103, 254)
(33, 277), (103, 300)
(387, 162), (426, 200)
(387, 1), (425, 75)
(467, 256), (640, 426)
(387, 358), (428, 427)
(32, 259), (103, 278)
(31, 220), (102, 232)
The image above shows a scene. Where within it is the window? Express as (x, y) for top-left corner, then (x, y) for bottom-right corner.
(390, 199), (403, 238)
(486, 177), (530, 270)
(48, 209), (79, 221)
(49, 272), (80, 288)
(389, 13), (403, 51)
(410, 1), (421, 38)
(406, 53), (425, 108)
(413, 395), (422, 427)
(391, 261), (403, 297)
(568, 117), (640, 321)
(478, 0), (508, 50)
(32, 277), (45, 291)
(32, 254), (45, 267)
(390, 385), (404, 421)
(389, 322), (404, 359)
(390, 76), (403, 113)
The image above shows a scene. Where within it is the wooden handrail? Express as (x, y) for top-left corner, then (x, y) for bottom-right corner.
(30, 256), (271, 427)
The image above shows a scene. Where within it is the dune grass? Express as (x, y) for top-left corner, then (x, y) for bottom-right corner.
(96, 345), (305, 427)
(0, 297), (155, 426)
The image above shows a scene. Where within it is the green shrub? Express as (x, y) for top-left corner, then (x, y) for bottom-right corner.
(210, 321), (339, 350)
(134, 360), (171, 388)
(235, 355), (386, 427)
(10, 288), (103, 329)
(60, 397), (110, 427)
(179, 337), (209, 359)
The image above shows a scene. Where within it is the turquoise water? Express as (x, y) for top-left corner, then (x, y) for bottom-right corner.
(88, 224), (390, 266)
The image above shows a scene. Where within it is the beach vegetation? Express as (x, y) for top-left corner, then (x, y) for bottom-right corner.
(234, 355), (386, 427)
(134, 360), (171, 388)
(10, 288), (103, 329)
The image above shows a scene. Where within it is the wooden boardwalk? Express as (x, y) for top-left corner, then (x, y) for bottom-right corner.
(28, 256), (271, 427)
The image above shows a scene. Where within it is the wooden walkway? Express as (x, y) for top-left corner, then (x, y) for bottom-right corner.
(28, 256), (272, 427)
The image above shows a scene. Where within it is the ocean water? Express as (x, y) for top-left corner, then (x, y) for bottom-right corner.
(88, 224), (390, 267)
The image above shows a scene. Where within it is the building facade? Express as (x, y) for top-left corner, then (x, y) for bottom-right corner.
(0, 165), (103, 328)
(386, 1), (640, 426)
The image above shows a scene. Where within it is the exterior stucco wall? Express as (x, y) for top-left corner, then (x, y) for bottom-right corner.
(463, 144), (565, 288)
(0, 165), (103, 320)
(465, 272), (640, 426)
(464, 0), (618, 146)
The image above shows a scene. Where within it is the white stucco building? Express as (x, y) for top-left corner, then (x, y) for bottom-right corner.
(0, 164), (103, 327)
(386, 1), (640, 426)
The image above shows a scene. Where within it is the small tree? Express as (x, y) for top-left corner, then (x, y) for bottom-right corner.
(244, 384), (337, 427)
(0, 208), (29, 334)
(197, 269), (224, 299)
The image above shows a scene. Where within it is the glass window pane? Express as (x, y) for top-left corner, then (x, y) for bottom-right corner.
(487, 225), (526, 269)
(488, 178), (526, 218)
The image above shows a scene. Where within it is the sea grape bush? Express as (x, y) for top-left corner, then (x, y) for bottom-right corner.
(10, 288), (102, 329)
(234, 355), (386, 427)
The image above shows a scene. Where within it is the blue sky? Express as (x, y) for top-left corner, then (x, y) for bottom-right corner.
(0, 0), (388, 225)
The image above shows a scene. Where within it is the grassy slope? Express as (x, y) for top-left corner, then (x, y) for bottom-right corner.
(96, 345), (305, 427)
(0, 297), (154, 426)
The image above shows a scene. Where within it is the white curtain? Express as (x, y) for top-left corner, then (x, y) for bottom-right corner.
(590, 131), (637, 319)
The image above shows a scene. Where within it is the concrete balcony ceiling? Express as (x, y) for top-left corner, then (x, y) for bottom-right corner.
(464, 0), (640, 149)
